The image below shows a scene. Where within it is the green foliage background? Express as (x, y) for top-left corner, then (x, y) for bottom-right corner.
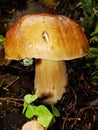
(81, 0), (98, 85)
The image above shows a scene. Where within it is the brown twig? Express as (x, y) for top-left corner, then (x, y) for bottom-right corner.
(0, 97), (24, 107)
(79, 106), (98, 112)
(62, 117), (81, 121)
(4, 76), (19, 90)
(0, 97), (23, 101)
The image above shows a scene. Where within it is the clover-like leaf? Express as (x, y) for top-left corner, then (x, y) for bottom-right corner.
(36, 105), (53, 128)
(25, 105), (37, 119)
(24, 94), (38, 104)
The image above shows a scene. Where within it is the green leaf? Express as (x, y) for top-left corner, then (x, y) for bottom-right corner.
(90, 35), (98, 43)
(82, 0), (93, 14)
(91, 22), (98, 36)
(36, 105), (53, 128)
(94, 59), (98, 68)
(87, 47), (98, 58)
(25, 105), (37, 119)
(24, 94), (38, 104)
(90, 22), (98, 43)
(51, 104), (60, 117)
(0, 35), (5, 44)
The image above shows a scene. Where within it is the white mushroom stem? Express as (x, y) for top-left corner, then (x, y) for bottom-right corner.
(34, 59), (68, 103)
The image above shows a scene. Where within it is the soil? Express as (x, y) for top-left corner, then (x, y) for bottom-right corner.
(0, 0), (98, 130)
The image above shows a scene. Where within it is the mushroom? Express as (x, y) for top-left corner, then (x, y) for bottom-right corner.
(4, 13), (89, 103)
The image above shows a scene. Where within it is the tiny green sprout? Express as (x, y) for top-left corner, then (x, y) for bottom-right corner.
(22, 94), (60, 129)
(24, 94), (38, 104)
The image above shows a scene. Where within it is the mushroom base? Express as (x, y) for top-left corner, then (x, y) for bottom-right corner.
(34, 59), (68, 103)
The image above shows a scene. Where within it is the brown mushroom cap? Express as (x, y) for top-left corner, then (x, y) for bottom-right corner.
(4, 13), (89, 60)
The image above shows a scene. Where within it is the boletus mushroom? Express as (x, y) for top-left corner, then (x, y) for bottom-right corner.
(4, 13), (89, 103)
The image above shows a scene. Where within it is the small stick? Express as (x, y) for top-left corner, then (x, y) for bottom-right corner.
(62, 117), (81, 121)
(4, 76), (19, 90)
(0, 97), (24, 107)
(0, 97), (23, 101)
